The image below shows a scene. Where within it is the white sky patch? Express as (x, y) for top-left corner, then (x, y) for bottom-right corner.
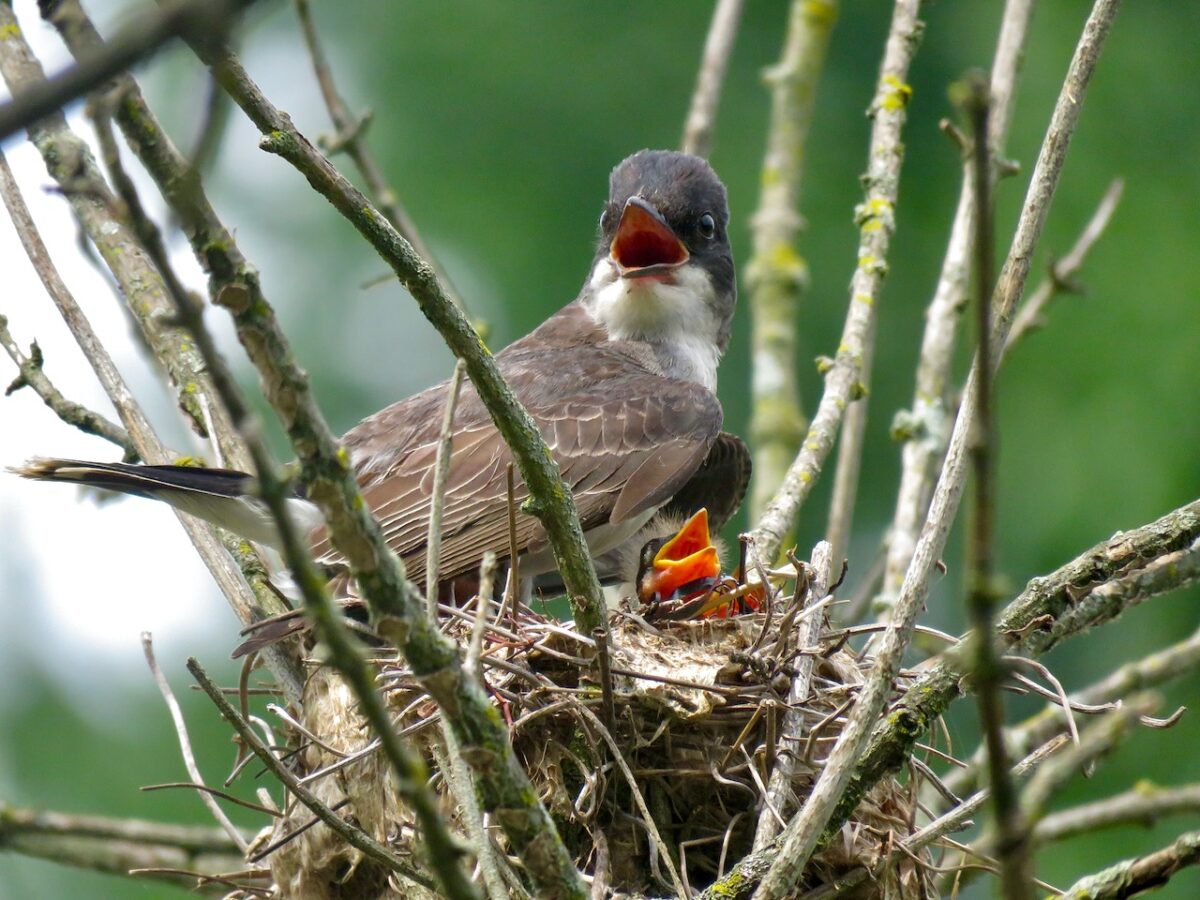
(0, 7), (232, 706)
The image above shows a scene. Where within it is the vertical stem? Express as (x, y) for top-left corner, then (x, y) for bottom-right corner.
(681, 0), (746, 158)
(747, 0), (839, 522)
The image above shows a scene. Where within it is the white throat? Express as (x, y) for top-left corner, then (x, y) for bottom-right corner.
(584, 259), (723, 392)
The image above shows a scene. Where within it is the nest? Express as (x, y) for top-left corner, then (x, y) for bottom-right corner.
(261, 576), (933, 899)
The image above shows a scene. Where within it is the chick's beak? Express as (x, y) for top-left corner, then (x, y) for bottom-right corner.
(610, 196), (689, 278)
(638, 509), (721, 605)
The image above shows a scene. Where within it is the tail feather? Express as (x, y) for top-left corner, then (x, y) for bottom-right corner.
(10, 457), (312, 548)
(12, 458), (255, 497)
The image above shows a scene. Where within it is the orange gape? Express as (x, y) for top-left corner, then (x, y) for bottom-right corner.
(638, 509), (764, 619)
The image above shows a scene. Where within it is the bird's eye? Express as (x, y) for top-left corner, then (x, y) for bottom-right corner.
(599, 208), (611, 230)
(698, 213), (716, 239)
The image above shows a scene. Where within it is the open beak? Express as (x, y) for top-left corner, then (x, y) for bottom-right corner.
(637, 509), (721, 607)
(637, 508), (767, 620)
(610, 196), (689, 279)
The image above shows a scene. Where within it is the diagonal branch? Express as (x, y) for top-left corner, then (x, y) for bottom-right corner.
(680, 0), (746, 159)
(1056, 830), (1200, 900)
(748, 0), (918, 565)
(0, 311), (136, 459)
(879, 0), (1035, 615)
(291, 0), (468, 312)
(748, 4), (927, 893)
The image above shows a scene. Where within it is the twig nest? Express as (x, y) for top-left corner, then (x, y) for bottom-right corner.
(264, 600), (931, 898)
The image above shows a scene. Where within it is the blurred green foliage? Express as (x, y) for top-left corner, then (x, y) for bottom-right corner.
(3, 1), (1198, 896)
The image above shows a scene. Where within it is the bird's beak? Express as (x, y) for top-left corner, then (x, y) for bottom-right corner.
(610, 196), (689, 279)
(638, 508), (721, 605)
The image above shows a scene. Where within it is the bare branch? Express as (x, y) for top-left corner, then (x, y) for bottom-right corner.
(960, 71), (1027, 898)
(427, 359), (466, 613)
(1002, 177), (1124, 357)
(0, 801), (253, 894)
(753, 541), (832, 849)
(291, 0), (468, 312)
(680, 0), (745, 158)
(749, 0), (918, 566)
(746, 0), (839, 522)
(880, 0), (1035, 615)
(1035, 783), (1200, 846)
(0, 311), (135, 459)
(749, 5), (926, 894)
(141, 634), (249, 854)
(1057, 830), (1200, 900)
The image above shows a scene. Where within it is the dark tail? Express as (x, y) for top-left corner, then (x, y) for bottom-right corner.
(12, 458), (255, 498)
(11, 458), (307, 547)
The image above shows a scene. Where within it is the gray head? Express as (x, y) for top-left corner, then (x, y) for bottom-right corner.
(583, 150), (736, 390)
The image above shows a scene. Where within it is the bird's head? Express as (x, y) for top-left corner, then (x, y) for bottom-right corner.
(636, 508), (722, 607)
(583, 150), (735, 391)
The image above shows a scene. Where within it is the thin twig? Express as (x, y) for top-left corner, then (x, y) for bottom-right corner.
(466, 551), (498, 683)
(753, 540), (832, 849)
(754, 5), (1125, 895)
(879, 0), (1036, 616)
(292, 0), (468, 311)
(141, 634), (248, 853)
(680, 0), (745, 158)
(186, 658), (436, 890)
(1056, 830), (1200, 900)
(746, 0), (839, 521)
(0, 313), (136, 459)
(960, 71), (1027, 899)
(1002, 178), (1124, 357)
(1034, 783), (1200, 846)
(427, 359), (466, 613)
(748, 5), (926, 894)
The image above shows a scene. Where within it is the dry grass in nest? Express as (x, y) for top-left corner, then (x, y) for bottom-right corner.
(264, 570), (935, 899)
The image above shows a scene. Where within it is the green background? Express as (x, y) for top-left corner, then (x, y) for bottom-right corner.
(2, 0), (1198, 896)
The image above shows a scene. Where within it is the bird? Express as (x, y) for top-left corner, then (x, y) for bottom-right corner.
(15, 149), (750, 634)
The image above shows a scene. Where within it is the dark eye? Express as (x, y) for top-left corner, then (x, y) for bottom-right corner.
(599, 208), (611, 230)
(698, 213), (716, 239)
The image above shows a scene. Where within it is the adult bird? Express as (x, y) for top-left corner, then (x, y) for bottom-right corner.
(17, 150), (749, 630)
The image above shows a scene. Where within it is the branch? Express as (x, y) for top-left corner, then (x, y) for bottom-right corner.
(748, 6), (926, 895)
(880, 0), (1035, 614)
(745, 0), (838, 523)
(960, 71), (1027, 898)
(0, 311), (136, 459)
(755, 3), (1125, 892)
(753, 541), (833, 849)
(1002, 177), (1124, 357)
(291, 0), (468, 312)
(0, 801), (252, 894)
(1057, 830), (1200, 900)
(0, 0), (258, 143)
(838, 496), (1200, 844)
(186, 658), (438, 893)
(1036, 783), (1200, 847)
(680, 0), (745, 158)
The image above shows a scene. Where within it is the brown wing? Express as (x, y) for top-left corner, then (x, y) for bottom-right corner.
(307, 342), (723, 588)
(660, 431), (751, 531)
